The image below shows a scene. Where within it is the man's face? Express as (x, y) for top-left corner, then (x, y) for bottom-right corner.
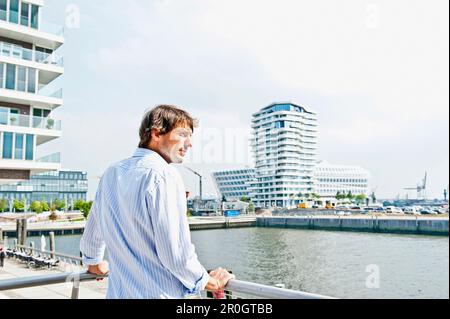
(157, 126), (193, 164)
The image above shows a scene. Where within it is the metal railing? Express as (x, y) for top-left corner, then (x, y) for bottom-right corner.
(0, 270), (334, 299)
(14, 245), (83, 266)
(0, 41), (64, 67)
(0, 9), (64, 37)
(36, 152), (61, 164)
(0, 113), (61, 131)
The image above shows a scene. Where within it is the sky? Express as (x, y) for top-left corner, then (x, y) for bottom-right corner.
(39, 0), (449, 200)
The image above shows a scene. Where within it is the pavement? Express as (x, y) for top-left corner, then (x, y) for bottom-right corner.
(0, 258), (107, 299)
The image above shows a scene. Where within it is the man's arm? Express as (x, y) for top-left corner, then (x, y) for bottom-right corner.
(147, 176), (212, 295)
(80, 185), (107, 274)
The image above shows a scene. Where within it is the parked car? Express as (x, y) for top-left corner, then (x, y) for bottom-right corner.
(403, 207), (419, 215)
(385, 206), (403, 214)
(420, 208), (437, 215)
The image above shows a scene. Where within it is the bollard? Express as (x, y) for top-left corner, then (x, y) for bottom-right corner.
(49, 232), (56, 259)
(16, 219), (22, 246)
(21, 219), (28, 246)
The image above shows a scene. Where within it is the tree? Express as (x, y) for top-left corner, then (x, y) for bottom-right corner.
(371, 192), (377, 204)
(355, 194), (366, 204)
(240, 196), (251, 203)
(81, 201), (93, 219)
(221, 195), (227, 203)
(346, 191), (354, 200)
(42, 201), (50, 212)
(30, 201), (44, 214)
(0, 199), (8, 212)
(335, 191), (342, 200)
(248, 202), (255, 213)
(73, 199), (85, 211)
(53, 199), (66, 211)
(13, 199), (25, 212)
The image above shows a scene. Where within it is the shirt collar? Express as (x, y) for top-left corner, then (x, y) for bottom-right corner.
(133, 148), (168, 165)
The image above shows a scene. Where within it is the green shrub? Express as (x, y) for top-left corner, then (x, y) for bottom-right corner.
(0, 198), (8, 212)
(30, 201), (43, 214)
(13, 199), (25, 212)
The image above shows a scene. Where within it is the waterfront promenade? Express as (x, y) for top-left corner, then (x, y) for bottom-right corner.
(0, 260), (107, 299)
(1, 215), (448, 237)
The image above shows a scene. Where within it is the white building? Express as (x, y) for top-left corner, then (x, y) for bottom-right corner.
(212, 168), (255, 201)
(314, 161), (371, 198)
(0, 0), (63, 184)
(250, 102), (318, 208)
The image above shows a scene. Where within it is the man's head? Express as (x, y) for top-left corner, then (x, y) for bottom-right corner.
(139, 105), (197, 164)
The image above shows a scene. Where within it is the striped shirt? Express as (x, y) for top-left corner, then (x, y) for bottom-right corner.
(80, 148), (210, 299)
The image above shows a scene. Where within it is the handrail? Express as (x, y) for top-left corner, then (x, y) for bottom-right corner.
(225, 279), (334, 299)
(0, 270), (335, 299)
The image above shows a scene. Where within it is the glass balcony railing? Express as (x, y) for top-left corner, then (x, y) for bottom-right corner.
(0, 112), (61, 131)
(37, 86), (63, 99)
(0, 41), (64, 67)
(36, 152), (61, 164)
(0, 9), (64, 37)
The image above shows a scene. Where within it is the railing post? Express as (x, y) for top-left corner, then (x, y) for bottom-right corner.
(3, 235), (7, 248)
(29, 242), (35, 255)
(71, 282), (80, 299)
(0, 228), (3, 245)
(13, 239), (17, 249)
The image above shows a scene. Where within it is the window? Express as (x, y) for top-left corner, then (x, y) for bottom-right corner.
(20, 2), (29, 26)
(6, 64), (15, 90)
(27, 68), (36, 93)
(25, 134), (34, 160)
(0, 0), (6, 21)
(31, 5), (39, 28)
(2, 132), (13, 159)
(15, 133), (24, 159)
(9, 0), (19, 24)
(17, 66), (26, 91)
(0, 63), (4, 88)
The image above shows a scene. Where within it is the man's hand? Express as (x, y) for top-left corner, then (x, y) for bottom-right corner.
(87, 261), (109, 281)
(205, 268), (235, 291)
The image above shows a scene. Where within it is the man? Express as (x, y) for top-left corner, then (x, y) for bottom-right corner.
(80, 105), (234, 299)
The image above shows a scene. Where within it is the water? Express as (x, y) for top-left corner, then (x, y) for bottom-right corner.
(22, 228), (449, 299)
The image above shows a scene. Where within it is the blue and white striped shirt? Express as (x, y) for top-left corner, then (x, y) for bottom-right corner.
(80, 148), (210, 299)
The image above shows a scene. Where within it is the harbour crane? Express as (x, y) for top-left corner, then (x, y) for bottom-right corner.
(184, 166), (203, 201)
(404, 172), (427, 199)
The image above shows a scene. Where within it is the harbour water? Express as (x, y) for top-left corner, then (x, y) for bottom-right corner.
(21, 228), (449, 299)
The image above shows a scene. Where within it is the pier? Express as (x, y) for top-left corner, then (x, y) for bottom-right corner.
(257, 215), (449, 236)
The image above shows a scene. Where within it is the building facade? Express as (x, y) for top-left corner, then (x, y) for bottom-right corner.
(0, 170), (87, 209)
(0, 0), (64, 184)
(314, 161), (371, 198)
(251, 102), (318, 208)
(212, 168), (255, 201)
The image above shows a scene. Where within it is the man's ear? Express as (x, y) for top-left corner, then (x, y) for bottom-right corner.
(151, 128), (161, 140)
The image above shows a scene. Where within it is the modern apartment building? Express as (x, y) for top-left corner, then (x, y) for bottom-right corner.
(212, 168), (256, 201)
(0, 170), (87, 209)
(251, 102), (318, 208)
(314, 161), (371, 198)
(0, 0), (64, 184)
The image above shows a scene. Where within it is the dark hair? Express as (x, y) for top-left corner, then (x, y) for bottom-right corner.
(139, 105), (197, 149)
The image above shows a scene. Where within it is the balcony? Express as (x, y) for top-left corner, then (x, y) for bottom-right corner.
(0, 152), (61, 173)
(0, 113), (61, 131)
(0, 10), (64, 50)
(0, 87), (63, 109)
(0, 41), (63, 67)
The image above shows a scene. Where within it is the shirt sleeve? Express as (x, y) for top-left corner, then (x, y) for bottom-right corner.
(147, 175), (210, 295)
(80, 183), (106, 266)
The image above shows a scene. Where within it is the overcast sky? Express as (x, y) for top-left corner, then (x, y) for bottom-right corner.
(40, 0), (449, 200)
